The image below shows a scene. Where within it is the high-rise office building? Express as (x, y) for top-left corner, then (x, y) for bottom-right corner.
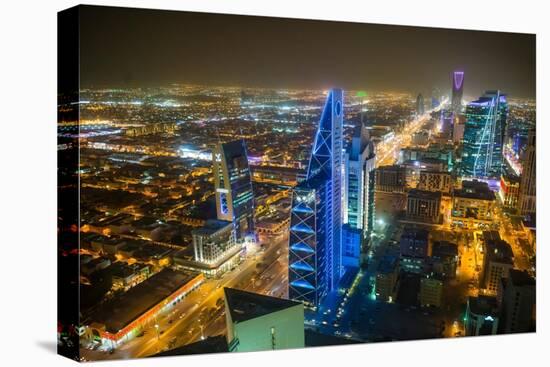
(440, 109), (454, 139)
(461, 91), (508, 179)
(482, 238), (514, 294)
(343, 122), (376, 233)
(288, 88), (344, 307)
(499, 269), (536, 333)
(399, 227), (430, 274)
(451, 70), (464, 113)
(416, 93), (425, 116)
(518, 129), (536, 217)
(213, 139), (255, 241)
(465, 295), (500, 336)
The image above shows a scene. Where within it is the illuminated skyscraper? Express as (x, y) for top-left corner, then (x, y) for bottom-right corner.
(343, 123), (376, 232)
(518, 129), (536, 217)
(451, 71), (464, 113)
(288, 88), (344, 307)
(461, 90), (508, 179)
(343, 122), (375, 268)
(213, 139), (255, 241)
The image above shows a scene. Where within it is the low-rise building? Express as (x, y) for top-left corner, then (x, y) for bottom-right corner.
(83, 269), (204, 349)
(192, 219), (238, 265)
(173, 219), (244, 277)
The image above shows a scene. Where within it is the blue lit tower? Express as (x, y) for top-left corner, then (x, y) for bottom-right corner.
(461, 91), (508, 179)
(288, 88), (344, 307)
(213, 139), (255, 241)
(451, 71), (465, 113)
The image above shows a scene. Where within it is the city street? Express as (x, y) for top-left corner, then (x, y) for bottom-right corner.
(80, 232), (289, 360)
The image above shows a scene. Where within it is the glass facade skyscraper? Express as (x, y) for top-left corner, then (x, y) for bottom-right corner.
(461, 90), (508, 179)
(213, 139), (255, 241)
(288, 88), (344, 307)
(343, 122), (376, 233)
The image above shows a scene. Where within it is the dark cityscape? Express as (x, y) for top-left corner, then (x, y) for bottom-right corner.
(57, 5), (536, 362)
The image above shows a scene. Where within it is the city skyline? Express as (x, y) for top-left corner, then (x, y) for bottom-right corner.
(78, 5), (536, 98)
(58, 5), (536, 362)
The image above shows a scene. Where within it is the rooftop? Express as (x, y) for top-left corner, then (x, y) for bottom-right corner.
(224, 287), (302, 324)
(152, 335), (228, 357)
(484, 239), (514, 264)
(401, 227), (429, 241)
(508, 269), (536, 287)
(455, 180), (495, 201)
(468, 295), (499, 317)
(408, 189), (442, 201)
(192, 219), (233, 237)
(432, 241), (458, 258)
(88, 269), (200, 333)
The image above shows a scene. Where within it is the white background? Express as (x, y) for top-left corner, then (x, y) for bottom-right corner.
(0, 0), (547, 365)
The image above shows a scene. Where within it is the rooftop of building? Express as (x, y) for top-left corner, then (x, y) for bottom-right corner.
(108, 261), (149, 278)
(220, 139), (248, 159)
(192, 219), (233, 236)
(468, 295), (499, 317)
(403, 158), (447, 167)
(408, 189), (442, 201)
(454, 180), (495, 201)
(484, 239), (514, 264)
(508, 269), (536, 287)
(400, 227), (430, 241)
(376, 164), (405, 172)
(431, 241), (458, 258)
(468, 91), (507, 107)
(88, 269), (201, 333)
(482, 231), (502, 243)
(152, 335), (228, 357)
(224, 287), (302, 324)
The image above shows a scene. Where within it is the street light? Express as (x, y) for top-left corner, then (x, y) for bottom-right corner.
(154, 324), (160, 341)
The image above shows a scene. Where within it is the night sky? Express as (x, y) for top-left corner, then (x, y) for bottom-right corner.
(78, 5), (536, 99)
